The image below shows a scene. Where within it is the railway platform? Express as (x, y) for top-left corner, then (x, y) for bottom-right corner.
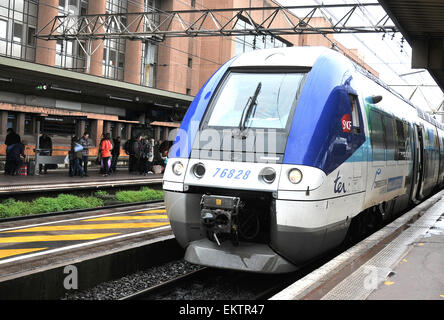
(0, 169), (163, 196)
(272, 190), (444, 300)
(0, 202), (180, 299)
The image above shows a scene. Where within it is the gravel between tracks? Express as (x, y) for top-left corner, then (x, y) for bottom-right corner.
(62, 259), (202, 300)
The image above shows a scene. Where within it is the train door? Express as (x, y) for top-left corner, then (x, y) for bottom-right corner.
(413, 124), (426, 201)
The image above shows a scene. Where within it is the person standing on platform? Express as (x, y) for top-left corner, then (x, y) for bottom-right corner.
(100, 133), (113, 177)
(125, 136), (135, 173)
(5, 128), (20, 147)
(79, 132), (90, 177)
(147, 138), (155, 174)
(130, 135), (142, 174)
(110, 136), (121, 173)
(5, 137), (25, 175)
(70, 137), (85, 177)
(4, 128), (21, 175)
(38, 133), (52, 174)
(139, 138), (153, 175)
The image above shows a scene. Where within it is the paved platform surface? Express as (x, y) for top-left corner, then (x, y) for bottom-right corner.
(367, 217), (444, 299)
(0, 169), (162, 195)
(0, 202), (171, 282)
(272, 191), (444, 300)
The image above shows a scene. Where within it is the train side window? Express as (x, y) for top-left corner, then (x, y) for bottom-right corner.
(442, 137), (444, 154)
(405, 123), (412, 160)
(349, 94), (361, 134)
(383, 115), (396, 161)
(394, 119), (407, 160)
(369, 109), (385, 161)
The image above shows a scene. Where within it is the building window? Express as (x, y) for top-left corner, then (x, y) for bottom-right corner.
(141, 40), (158, 87)
(110, 122), (116, 138)
(55, 0), (88, 71)
(26, 25), (35, 46)
(84, 119), (93, 134)
(42, 116), (76, 137)
(102, 0), (127, 80)
(187, 57), (192, 68)
(24, 114), (33, 135)
(7, 113), (17, 131)
(0, 0), (38, 61)
(120, 123), (127, 140)
(140, 0), (159, 87)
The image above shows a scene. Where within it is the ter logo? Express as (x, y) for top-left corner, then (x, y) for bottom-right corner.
(341, 114), (352, 133)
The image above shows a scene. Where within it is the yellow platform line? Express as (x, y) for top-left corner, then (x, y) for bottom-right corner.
(83, 215), (168, 221)
(4, 222), (170, 233)
(0, 248), (47, 259)
(136, 209), (166, 214)
(0, 233), (119, 243)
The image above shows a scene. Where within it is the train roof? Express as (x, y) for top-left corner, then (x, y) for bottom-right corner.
(231, 46), (444, 130)
(231, 46), (329, 68)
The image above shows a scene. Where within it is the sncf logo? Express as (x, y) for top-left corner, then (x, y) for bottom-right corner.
(341, 114), (352, 133)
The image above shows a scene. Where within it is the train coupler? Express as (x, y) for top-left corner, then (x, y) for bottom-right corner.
(200, 195), (241, 246)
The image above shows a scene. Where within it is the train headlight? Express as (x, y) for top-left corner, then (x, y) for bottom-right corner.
(192, 162), (206, 179)
(259, 167), (276, 184)
(172, 161), (184, 176)
(288, 168), (303, 184)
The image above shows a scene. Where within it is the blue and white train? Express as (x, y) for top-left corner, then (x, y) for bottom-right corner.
(162, 46), (444, 273)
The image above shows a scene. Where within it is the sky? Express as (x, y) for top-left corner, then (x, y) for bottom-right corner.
(276, 0), (444, 114)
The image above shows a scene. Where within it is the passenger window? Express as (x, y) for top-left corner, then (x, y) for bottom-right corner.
(405, 124), (412, 160)
(349, 94), (361, 134)
(394, 119), (407, 160)
(428, 129), (435, 148)
(369, 109), (385, 161)
(383, 116), (396, 161)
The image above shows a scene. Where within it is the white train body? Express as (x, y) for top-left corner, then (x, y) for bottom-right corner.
(163, 47), (444, 273)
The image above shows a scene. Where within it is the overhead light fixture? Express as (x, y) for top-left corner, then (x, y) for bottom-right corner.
(0, 77), (12, 82)
(108, 95), (133, 102)
(50, 85), (82, 94)
(154, 103), (174, 109)
(398, 70), (426, 77)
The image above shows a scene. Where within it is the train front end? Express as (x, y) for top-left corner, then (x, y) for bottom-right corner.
(163, 47), (363, 273)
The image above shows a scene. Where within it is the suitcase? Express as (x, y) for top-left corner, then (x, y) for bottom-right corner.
(18, 165), (27, 176)
(27, 160), (35, 176)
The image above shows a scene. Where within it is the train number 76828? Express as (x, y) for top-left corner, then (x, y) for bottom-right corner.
(213, 168), (251, 180)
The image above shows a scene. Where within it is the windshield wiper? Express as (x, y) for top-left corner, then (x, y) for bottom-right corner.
(238, 82), (262, 132)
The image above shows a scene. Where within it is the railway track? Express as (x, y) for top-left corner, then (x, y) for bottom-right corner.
(120, 265), (309, 300)
(120, 267), (209, 300)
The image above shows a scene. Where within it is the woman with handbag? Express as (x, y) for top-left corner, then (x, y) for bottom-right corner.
(100, 133), (113, 177)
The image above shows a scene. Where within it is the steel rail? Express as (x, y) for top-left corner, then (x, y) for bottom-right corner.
(120, 267), (208, 300)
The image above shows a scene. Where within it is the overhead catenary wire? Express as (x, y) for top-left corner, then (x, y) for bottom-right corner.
(31, 0), (444, 111)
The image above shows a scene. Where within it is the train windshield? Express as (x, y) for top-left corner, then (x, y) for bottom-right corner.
(207, 71), (306, 129)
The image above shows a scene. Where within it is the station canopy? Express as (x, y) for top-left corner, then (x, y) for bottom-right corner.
(0, 55), (193, 113)
(379, 0), (444, 92)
